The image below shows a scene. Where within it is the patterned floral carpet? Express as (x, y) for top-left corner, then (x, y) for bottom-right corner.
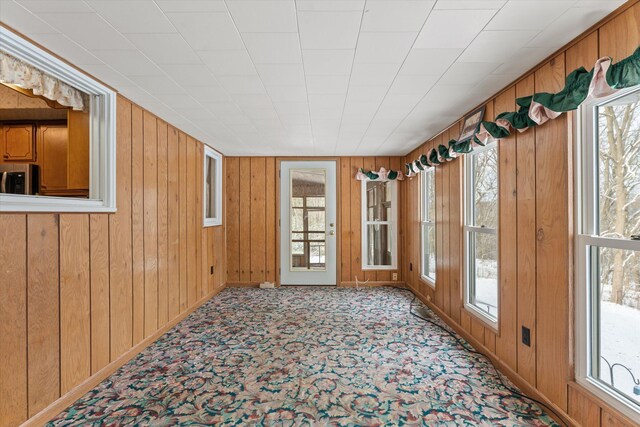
(49, 287), (557, 426)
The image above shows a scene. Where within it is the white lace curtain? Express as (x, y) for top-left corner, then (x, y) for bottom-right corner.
(0, 50), (87, 111)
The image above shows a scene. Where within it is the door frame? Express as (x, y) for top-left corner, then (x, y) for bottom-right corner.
(276, 157), (341, 286)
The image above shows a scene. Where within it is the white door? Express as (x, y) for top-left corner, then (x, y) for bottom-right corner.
(280, 161), (337, 285)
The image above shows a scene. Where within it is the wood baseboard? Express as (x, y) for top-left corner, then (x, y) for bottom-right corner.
(21, 284), (227, 427)
(409, 284), (580, 427)
(226, 281), (405, 288)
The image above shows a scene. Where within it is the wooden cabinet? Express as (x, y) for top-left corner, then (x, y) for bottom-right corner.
(39, 124), (68, 193)
(3, 124), (35, 161)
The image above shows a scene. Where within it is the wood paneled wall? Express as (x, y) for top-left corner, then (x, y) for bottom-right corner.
(0, 96), (226, 427)
(402, 3), (640, 427)
(225, 157), (404, 286)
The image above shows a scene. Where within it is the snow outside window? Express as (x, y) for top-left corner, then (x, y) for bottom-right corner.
(576, 87), (640, 420)
(464, 142), (499, 328)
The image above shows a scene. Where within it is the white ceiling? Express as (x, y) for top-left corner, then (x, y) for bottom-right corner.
(0, 0), (625, 156)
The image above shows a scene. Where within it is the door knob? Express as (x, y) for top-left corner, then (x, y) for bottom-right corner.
(329, 230), (335, 235)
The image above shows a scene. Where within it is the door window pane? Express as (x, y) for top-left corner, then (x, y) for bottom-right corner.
(290, 169), (327, 271)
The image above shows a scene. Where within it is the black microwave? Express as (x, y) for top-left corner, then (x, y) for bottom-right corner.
(0, 164), (39, 195)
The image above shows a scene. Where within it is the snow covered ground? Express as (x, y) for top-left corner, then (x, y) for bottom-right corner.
(600, 301), (640, 404)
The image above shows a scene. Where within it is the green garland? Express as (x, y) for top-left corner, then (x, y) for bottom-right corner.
(399, 46), (640, 177)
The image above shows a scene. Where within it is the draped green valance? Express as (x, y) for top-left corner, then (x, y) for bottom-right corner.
(357, 46), (640, 180)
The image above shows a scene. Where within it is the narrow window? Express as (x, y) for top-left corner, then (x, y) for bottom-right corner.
(464, 142), (499, 327)
(362, 180), (397, 270)
(576, 87), (640, 420)
(203, 146), (222, 227)
(421, 167), (436, 285)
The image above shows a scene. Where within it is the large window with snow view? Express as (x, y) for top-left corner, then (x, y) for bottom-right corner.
(421, 167), (436, 285)
(576, 87), (640, 420)
(464, 142), (499, 328)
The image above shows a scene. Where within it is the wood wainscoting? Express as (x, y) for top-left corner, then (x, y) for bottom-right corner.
(401, 2), (640, 426)
(0, 96), (226, 427)
(224, 157), (405, 287)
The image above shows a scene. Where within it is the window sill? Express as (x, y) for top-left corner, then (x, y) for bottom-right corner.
(575, 377), (640, 422)
(464, 303), (499, 332)
(203, 218), (222, 227)
(0, 194), (116, 213)
(419, 275), (436, 289)
(362, 265), (397, 271)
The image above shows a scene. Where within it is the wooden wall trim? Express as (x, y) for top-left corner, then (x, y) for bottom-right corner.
(20, 285), (227, 427)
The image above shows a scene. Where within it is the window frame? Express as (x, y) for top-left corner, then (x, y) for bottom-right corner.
(0, 26), (117, 213)
(575, 86), (640, 421)
(202, 146), (223, 227)
(361, 179), (398, 270)
(420, 167), (436, 287)
(463, 141), (499, 330)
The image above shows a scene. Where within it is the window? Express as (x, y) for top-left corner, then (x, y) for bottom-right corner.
(464, 142), (499, 327)
(421, 167), (436, 285)
(576, 87), (640, 420)
(362, 180), (397, 269)
(203, 146), (222, 226)
(290, 169), (327, 271)
(0, 26), (116, 212)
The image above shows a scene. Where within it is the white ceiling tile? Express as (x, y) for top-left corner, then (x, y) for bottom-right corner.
(36, 13), (135, 49)
(303, 50), (354, 75)
(231, 93), (274, 108)
(87, 1), (176, 34)
(218, 75), (266, 94)
(129, 75), (186, 94)
(399, 48), (463, 75)
(296, 0), (364, 11)
(198, 50), (256, 75)
(414, 9), (498, 48)
(361, 1), (435, 32)
(243, 33), (302, 63)
(527, 4), (617, 49)
(227, 1), (297, 32)
(346, 85), (387, 104)
(152, 93), (198, 108)
(434, 0), (507, 9)
(184, 85), (232, 103)
(79, 63), (135, 87)
(162, 64), (218, 86)
(25, 33), (102, 65)
(0, 1), (61, 34)
(298, 11), (361, 49)
(350, 62), (401, 86)
(17, 0), (94, 13)
(156, 0), (227, 12)
(457, 30), (538, 63)
(91, 49), (163, 76)
(355, 32), (417, 64)
(167, 12), (244, 50)
(266, 86), (308, 103)
(126, 33), (201, 64)
(487, 1), (575, 31)
(389, 74), (439, 94)
(491, 46), (548, 74)
(202, 102), (243, 115)
(256, 64), (306, 86)
(306, 75), (350, 94)
(439, 62), (500, 85)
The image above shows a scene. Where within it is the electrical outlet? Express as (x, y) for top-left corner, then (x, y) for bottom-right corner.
(210, 266), (214, 275)
(392, 273), (398, 281)
(522, 326), (531, 347)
